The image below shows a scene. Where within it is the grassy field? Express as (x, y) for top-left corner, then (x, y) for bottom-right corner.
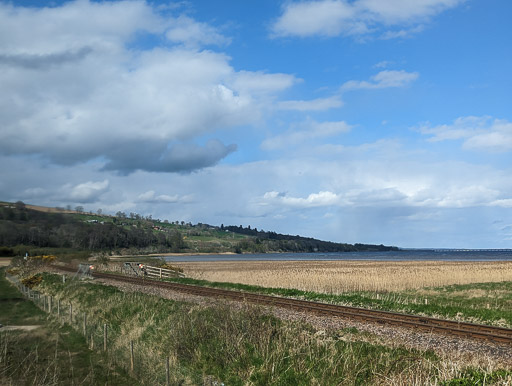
(7, 269), (509, 385)
(4, 259), (512, 385)
(0, 268), (134, 385)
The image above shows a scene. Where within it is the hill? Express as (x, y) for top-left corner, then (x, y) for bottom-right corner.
(0, 201), (398, 257)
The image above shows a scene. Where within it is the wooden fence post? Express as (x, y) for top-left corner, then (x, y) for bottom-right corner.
(166, 356), (170, 386)
(103, 324), (107, 351)
(83, 313), (87, 336)
(130, 340), (134, 373)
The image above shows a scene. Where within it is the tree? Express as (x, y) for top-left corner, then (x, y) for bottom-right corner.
(75, 206), (84, 213)
(169, 230), (185, 252)
(97, 208), (102, 215)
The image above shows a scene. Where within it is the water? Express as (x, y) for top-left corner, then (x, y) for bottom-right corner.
(163, 249), (512, 262)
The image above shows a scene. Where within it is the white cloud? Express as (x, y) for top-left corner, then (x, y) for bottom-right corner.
(374, 60), (393, 68)
(261, 120), (351, 150)
(271, 0), (465, 39)
(271, 1), (362, 38)
(359, 0), (464, 23)
(137, 190), (190, 204)
(380, 25), (425, 39)
(229, 71), (298, 95)
(165, 16), (230, 47)
(277, 96), (343, 111)
(420, 116), (512, 152)
(0, 1), (296, 174)
(341, 70), (418, 90)
(262, 191), (341, 208)
(68, 180), (110, 203)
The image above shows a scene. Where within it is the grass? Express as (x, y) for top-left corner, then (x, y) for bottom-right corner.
(0, 268), (135, 385)
(163, 276), (512, 327)
(5, 265), (512, 384)
(29, 271), (456, 385)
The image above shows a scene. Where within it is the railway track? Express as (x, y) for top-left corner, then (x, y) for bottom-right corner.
(55, 266), (512, 345)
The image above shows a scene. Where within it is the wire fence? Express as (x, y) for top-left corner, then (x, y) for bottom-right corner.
(5, 272), (173, 385)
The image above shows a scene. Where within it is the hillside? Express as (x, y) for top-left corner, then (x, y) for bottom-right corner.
(0, 201), (398, 257)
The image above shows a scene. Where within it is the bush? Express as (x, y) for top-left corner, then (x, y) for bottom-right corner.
(21, 274), (42, 288)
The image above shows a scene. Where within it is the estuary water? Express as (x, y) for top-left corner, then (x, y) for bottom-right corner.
(163, 249), (512, 262)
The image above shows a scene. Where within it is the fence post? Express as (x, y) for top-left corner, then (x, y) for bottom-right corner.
(90, 333), (94, 350)
(69, 303), (73, 324)
(130, 340), (134, 373)
(103, 324), (107, 351)
(166, 356), (170, 386)
(160, 268), (162, 279)
(83, 313), (87, 336)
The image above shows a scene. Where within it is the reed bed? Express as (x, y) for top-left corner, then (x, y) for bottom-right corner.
(174, 260), (512, 293)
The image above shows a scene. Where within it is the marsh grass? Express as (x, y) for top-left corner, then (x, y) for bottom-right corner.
(174, 260), (512, 293)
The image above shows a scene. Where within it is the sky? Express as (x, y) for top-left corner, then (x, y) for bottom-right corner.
(0, 0), (511, 249)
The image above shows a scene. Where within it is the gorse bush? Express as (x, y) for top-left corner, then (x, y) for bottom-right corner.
(21, 273), (42, 288)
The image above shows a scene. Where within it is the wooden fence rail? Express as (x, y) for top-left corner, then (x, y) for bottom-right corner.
(121, 262), (185, 279)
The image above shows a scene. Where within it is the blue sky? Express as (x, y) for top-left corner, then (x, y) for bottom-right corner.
(0, 0), (511, 248)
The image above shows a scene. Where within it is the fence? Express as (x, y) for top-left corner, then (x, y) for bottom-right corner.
(119, 262), (185, 279)
(5, 272), (174, 385)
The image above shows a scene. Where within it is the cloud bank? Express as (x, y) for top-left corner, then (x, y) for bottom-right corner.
(0, 1), (295, 174)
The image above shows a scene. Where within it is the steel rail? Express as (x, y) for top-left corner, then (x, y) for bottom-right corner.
(55, 266), (512, 344)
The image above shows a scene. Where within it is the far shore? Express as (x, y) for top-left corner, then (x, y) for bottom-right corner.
(108, 252), (237, 260)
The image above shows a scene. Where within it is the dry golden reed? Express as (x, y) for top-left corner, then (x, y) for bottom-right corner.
(175, 260), (512, 293)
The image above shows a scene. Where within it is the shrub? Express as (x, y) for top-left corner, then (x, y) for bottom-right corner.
(21, 274), (42, 288)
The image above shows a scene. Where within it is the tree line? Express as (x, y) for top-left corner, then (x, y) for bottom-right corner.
(221, 224), (398, 253)
(0, 202), (398, 256)
(0, 204), (184, 255)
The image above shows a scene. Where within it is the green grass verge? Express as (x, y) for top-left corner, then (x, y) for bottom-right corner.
(7, 269), (511, 385)
(0, 268), (135, 385)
